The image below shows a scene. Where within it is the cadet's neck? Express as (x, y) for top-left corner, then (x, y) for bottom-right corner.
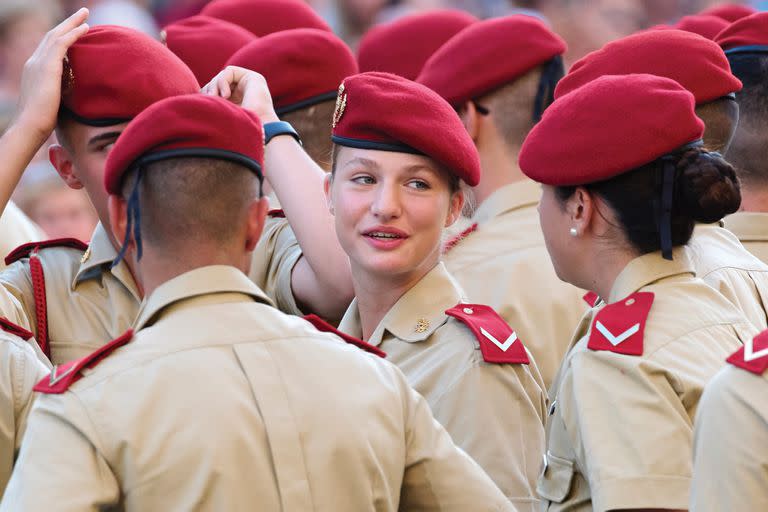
(739, 187), (768, 213)
(474, 142), (525, 206)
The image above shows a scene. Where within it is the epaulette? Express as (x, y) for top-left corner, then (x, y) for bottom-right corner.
(583, 291), (600, 307)
(267, 209), (286, 218)
(33, 330), (133, 394)
(5, 238), (88, 266)
(0, 317), (33, 341)
(304, 315), (386, 358)
(442, 223), (478, 254)
(445, 304), (529, 364)
(727, 329), (768, 375)
(587, 292), (654, 356)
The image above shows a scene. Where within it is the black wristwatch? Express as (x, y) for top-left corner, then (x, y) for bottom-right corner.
(263, 121), (302, 145)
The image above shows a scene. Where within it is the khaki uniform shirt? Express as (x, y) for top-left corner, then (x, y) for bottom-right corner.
(339, 262), (547, 511)
(723, 211), (768, 265)
(0, 219), (305, 364)
(444, 181), (586, 389)
(0, 331), (49, 498)
(538, 250), (754, 512)
(688, 223), (768, 331)
(0, 202), (44, 272)
(2, 265), (513, 512)
(691, 358), (768, 511)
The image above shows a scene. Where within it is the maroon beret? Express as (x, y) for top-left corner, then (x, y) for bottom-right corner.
(520, 74), (704, 186)
(555, 30), (741, 105)
(673, 14), (730, 40)
(700, 3), (756, 22)
(417, 15), (566, 107)
(104, 94), (264, 194)
(226, 28), (357, 115)
(716, 12), (768, 51)
(357, 10), (477, 81)
(162, 15), (256, 86)
(332, 72), (480, 186)
(201, 0), (331, 36)
(61, 25), (199, 126)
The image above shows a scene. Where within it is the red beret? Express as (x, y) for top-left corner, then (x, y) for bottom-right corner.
(700, 3), (756, 22)
(162, 15), (256, 86)
(104, 94), (264, 194)
(332, 72), (480, 186)
(673, 14), (730, 40)
(201, 0), (331, 36)
(520, 74), (704, 186)
(715, 12), (768, 51)
(417, 15), (566, 107)
(61, 26), (199, 126)
(226, 28), (357, 115)
(555, 30), (741, 105)
(357, 10), (477, 81)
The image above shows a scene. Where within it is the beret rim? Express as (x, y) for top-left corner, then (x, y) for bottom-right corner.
(276, 90), (339, 115)
(59, 106), (132, 127)
(724, 44), (768, 55)
(331, 135), (423, 155)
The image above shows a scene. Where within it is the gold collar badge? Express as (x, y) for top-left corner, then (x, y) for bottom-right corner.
(414, 318), (430, 333)
(332, 82), (347, 128)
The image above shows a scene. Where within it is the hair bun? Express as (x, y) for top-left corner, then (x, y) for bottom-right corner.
(676, 148), (741, 224)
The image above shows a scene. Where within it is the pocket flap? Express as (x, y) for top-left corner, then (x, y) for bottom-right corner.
(536, 451), (575, 503)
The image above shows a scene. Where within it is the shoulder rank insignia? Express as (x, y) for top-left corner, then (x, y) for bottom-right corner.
(0, 317), (33, 341)
(583, 291), (600, 308)
(33, 330), (133, 394)
(267, 209), (286, 218)
(587, 292), (654, 356)
(442, 223), (478, 254)
(5, 237), (88, 266)
(445, 304), (529, 364)
(727, 330), (768, 375)
(304, 315), (386, 358)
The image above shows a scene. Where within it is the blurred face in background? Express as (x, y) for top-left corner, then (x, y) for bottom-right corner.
(0, 4), (53, 95)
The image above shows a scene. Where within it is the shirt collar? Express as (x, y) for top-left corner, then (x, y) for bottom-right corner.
(134, 265), (273, 331)
(73, 223), (141, 300)
(608, 248), (694, 304)
(472, 179), (541, 226)
(723, 212), (768, 242)
(338, 262), (463, 347)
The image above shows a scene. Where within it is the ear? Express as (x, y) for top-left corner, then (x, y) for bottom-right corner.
(458, 101), (480, 141)
(568, 187), (595, 236)
(107, 194), (131, 252)
(49, 144), (84, 190)
(445, 189), (466, 227)
(244, 196), (269, 251)
(323, 173), (334, 215)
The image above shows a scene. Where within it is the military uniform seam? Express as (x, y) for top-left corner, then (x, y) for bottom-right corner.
(643, 320), (751, 360)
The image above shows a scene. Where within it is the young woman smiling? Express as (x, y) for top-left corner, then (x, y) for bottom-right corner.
(321, 72), (547, 511)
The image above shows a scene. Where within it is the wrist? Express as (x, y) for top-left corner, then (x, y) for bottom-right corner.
(259, 110), (280, 124)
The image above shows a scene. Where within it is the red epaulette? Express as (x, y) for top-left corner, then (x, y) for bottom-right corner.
(33, 330), (133, 394)
(267, 209), (286, 218)
(0, 317), (33, 341)
(4, 237), (88, 266)
(583, 291), (600, 307)
(445, 304), (529, 364)
(727, 330), (768, 375)
(303, 314), (386, 358)
(587, 292), (654, 356)
(442, 223), (478, 254)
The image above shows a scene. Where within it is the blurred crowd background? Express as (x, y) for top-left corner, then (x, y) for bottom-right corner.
(0, 0), (761, 242)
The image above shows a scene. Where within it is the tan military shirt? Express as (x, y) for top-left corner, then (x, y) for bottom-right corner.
(688, 223), (768, 331)
(691, 343), (768, 512)
(539, 250), (754, 512)
(444, 181), (586, 389)
(2, 265), (513, 512)
(723, 211), (768, 265)
(0, 202), (44, 272)
(339, 262), (547, 511)
(0, 217), (306, 364)
(0, 331), (49, 498)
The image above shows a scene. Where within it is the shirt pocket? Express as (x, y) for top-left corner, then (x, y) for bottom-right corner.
(537, 451), (575, 503)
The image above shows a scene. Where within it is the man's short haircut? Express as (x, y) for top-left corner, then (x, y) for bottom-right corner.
(726, 52), (768, 187)
(122, 156), (260, 252)
(281, 99), (336, 171)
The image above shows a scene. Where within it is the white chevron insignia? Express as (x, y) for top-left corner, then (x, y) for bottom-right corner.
(480, 328), (517, 352)
(595, 321), (640, 346)
(744, 338), (768, 362)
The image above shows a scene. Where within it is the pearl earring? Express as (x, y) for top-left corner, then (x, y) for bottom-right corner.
(569, 228), (578, 237)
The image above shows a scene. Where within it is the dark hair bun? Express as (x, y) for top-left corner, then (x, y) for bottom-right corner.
(676, 148), (741, 224)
